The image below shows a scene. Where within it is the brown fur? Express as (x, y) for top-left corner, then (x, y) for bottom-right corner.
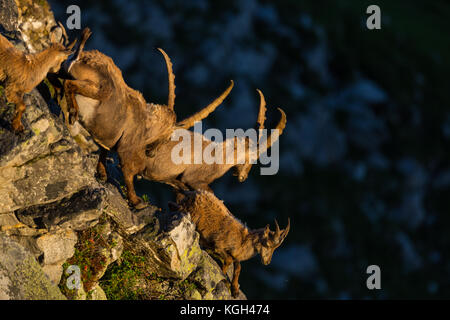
(173, 190), (290, 297)
(0, 33), (72, 131)
(63, 42), (175, 209)
(60, 29), (232, 209)
(142, 91), (287, 192)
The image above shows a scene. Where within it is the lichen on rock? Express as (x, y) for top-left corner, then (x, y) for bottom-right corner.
(0, 233), (66, 299)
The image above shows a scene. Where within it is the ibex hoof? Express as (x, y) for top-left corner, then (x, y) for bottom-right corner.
(12, 121), (24, 133)
(134, 201), (149, 211)
(69, 111), (78, 125)
(96, 172), (107, 183)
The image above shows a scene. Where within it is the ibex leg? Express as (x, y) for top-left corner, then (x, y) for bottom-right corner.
(121, 163), (147, 210)
(231, 261), (241, 298)
(96, 148), (108, 182)
(63, 79), (104, 124)
(46, 73), (64, 100)
(221, 255), (233, 276)
(7, 88), (26, 132)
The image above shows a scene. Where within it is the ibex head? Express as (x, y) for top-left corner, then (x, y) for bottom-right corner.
(234, 90), (287, 182)
(47, 22), (76, 73)
(258, 218), (290, 265)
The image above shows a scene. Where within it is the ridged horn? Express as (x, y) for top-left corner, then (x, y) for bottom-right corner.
(274, 218), (290, 245)
(236, 89), (268, 182)
(256, 89), (267, 132)
(157, 48), (176, 111)
(258, 108), (287, 155)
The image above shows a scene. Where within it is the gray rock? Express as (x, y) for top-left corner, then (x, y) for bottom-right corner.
(14, 0), (59, 53)
(110, 232), (124, 262)
(187, 251), (246, 300)
(0, 213), (21, 229)
(0, 233), (66, 299)
(36, 229), (78, 265)
(155, 211), (203, 280)
(15, 187), (105, 231)
(104, 183), (159, 235)
(0, 90), (99, 214)
(0, 0), (18, 33)
(35, 229), (77, 284)
(40, 263), (63, 285)
(88, 284), (107, 300)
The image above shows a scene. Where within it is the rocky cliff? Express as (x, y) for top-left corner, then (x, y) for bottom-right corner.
(0, 0), (245, 300)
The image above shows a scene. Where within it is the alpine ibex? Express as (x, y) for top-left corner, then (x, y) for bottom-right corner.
(170, 190), (290, 297)
(0, 24), (74, 132)
(141, 89), (286, 192)
(59, 28), (234, 209)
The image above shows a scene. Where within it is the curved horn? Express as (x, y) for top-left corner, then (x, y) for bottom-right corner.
(235, 89), (268, 182)
(62, 27), (90, 74)
(256, 89), (267, 133)
(176, 80), (234, 129)
(274, 219), (281, 237)
(57, 21), (77, 49)
(274, 218), (290, 245)
(284, 218), (290, 238)
(157, 48), (176, 111)
(57, 21), (68, 45)
(258, 108), (286, 155)
(75, 28), (91, 58)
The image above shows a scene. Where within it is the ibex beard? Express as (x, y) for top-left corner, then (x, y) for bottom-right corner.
(170, 121), (282, 176)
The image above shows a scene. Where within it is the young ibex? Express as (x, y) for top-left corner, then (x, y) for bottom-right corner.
(59, 28), (234, 209)
(141, 90), (287, 192)
(0, 23), (74, 132)
(170, 190), (290, 297)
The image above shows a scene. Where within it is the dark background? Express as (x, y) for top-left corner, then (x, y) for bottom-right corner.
(48, 0), (450, 299)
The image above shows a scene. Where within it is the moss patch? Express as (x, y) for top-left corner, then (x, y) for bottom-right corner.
(99, 244), (200, 300)
(99, 250), (147, 300)
(58, 215), (112, 299)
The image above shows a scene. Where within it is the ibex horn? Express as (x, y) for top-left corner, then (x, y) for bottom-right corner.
(256, 89), (267, 132)
(237, 89), (268, 180)
(282, 218), (291, 240)
(57, 21), (68, 45)
(157, 48), (176, 111)
(258, 108), (286, 155)
(72, 28), (91, 62)
(274, 219), (281, 237)
(176, 80), (234, 129)
(58, 21), (77, 50)
(274, 218), (290, 244)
